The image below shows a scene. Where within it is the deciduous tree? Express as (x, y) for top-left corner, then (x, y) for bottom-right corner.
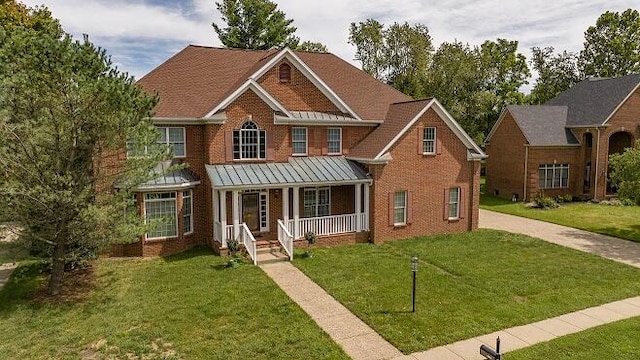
(579, 9), (640, 77)
(529, 47), (580, 104)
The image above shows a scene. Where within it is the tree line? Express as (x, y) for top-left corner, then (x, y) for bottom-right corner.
(214, 1), (640, 144)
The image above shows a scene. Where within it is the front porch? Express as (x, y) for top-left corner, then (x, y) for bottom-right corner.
(207, 157), (372, 264)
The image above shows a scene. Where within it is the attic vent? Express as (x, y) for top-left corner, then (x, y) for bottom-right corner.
(279, 63), (291, 83)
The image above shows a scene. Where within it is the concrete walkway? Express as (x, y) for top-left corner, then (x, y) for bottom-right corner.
(392, 296), (640, 360)
(479, 209), (640, 269)
(260, 262), (402, 360)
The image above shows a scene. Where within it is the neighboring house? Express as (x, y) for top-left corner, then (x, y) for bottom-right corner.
(112, 45), (486, 261)
(486, 74), (640, 202)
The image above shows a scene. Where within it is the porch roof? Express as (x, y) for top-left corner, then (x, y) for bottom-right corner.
(206, 156), (371, 189)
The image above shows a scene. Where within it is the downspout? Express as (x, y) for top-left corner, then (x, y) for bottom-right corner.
(593, 127), (600, 200)
(469, 160), (475, 230)
(523, 146), (528, 201)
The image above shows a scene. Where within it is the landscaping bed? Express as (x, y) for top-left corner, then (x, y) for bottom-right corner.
(293, 229), (640, 353)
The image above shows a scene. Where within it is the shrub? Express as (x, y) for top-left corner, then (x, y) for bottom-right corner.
(227, 237), (240, 255)
(556, 194), (573, 203)
(533, 192), (559, 209)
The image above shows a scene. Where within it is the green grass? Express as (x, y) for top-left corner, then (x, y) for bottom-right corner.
(480, 194), (640, 242)
(508, 317), (640, 360)
(0, 248), (348, 359)
(293, 230), (640, 353)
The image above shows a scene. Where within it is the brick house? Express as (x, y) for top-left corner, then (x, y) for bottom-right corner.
(114, 45), (486, 261)
(486, 74), (640, 202)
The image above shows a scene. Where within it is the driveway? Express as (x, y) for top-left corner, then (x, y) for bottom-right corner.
(480, 209), (640, 269)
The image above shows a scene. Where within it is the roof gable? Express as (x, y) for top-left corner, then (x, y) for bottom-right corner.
(496, 105), (578, 146)
(205, 79), (291, 118)
(349, 99), (486, 161)
(137, 45), (412, 121)
(546, 74), (640, 127)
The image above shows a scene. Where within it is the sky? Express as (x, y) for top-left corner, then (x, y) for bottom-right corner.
(21, 0), (639, 87)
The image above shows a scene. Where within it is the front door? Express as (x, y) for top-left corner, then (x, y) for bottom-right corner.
(242, 193), (260, 232)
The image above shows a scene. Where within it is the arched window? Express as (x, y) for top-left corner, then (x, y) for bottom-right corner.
(233, 120), (266, 159)
(279, 63), (291, 83)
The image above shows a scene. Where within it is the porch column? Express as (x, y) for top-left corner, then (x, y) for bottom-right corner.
(213, 189), (219, 240)
(219, 190), (227, 248)
(232, 190), (240, 241)
(364, 184), (370, 231)
(293, 186), (300, 239)
(282, 187), (289, 223)
(355, 183), (362, 232)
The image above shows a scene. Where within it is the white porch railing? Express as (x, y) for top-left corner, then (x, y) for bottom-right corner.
(277, 219), (294, 260)
(213, 221), (234, 245)
(287, 213), (367, 239)
(359, 212), (369, 231)
(239, 223), (257, 265)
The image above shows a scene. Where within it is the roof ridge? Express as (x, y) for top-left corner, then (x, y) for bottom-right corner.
(390, 98), (433, 105)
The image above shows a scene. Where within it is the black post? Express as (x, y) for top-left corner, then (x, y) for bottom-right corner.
(496, 337), (501, 359)
(411, 255), (418, 313)
(412, 270), (416, 312)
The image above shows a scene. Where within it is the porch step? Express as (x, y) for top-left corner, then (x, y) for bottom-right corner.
(256, 251), (289, 265)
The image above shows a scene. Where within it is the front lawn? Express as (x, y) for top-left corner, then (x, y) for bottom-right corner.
(0, 248), (348, 359)
(508, 316), (640, 360)
(480, 194), (640, 242)
(293, 230), (640, 353)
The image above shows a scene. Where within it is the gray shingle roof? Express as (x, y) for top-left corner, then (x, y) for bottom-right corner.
(206, 156), (371, 189)
(507, 105), (579, 146)
(546, 74), (640, 126)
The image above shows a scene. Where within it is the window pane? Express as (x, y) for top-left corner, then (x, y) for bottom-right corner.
(394, 208), (405, 224)
(168, 128), (184, 142)
(394, 191), (406, 208)
(173, 143), (185, 157)
(449, 188), (459, 203)
(157, 127), (167, 142)
(145, 195), (177, 238)
(423, 127), (436, 154)
(292, 128), (307, 155)
(327, 128), (341, 154)
(449, 203), (459, 219)
(303, 189), (316, 218)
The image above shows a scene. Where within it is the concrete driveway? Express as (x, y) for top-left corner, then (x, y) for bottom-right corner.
(480, 209), (640, 269)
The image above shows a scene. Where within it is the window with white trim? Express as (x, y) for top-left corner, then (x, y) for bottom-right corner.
(327, 128), (342, 155)
(144, 192), (177, 239)
(157, 127), (186, 157)
(292, 127), (308, 156)
(183, 190), (193, 235)
(538, 164), (569, 189)
(233, 121), (266, 160)
(303, 187), (330, 218)
(449, 187), (460, 219)
(423, 127), (436, 154)
(394, 191), (407, 225)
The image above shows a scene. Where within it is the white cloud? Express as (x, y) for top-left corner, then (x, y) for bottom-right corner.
(19, 0), (640, 84)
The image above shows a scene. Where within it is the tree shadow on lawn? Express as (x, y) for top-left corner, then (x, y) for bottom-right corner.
(160, 245), (216, 263)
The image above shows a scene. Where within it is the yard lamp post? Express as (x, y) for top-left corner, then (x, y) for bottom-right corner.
(411, 255), (418, 313)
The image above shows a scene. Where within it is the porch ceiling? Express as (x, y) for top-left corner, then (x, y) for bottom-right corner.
(207, 156), (371, 189)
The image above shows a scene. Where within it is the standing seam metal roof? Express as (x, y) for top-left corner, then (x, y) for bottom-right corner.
(206, 157), (371, 189)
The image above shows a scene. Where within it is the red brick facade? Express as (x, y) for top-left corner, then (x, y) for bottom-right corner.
(487, 86), (640, 202)
(120, 48), (483, 257)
